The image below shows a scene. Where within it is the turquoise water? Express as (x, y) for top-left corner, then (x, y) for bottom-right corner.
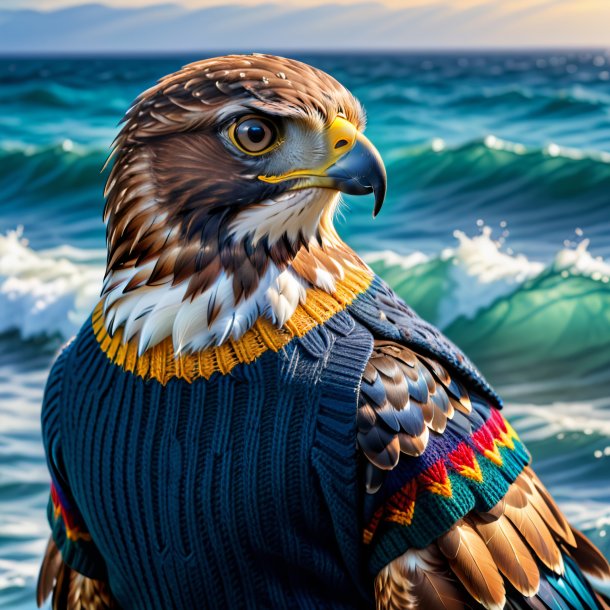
(1, 52), (610, 608)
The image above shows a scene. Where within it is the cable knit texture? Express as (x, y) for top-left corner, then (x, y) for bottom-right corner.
(40, 275), (509, 609)
(42, 300), (374, 609)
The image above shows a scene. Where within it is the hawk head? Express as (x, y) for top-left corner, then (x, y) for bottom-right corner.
(102, 54), (387, 353)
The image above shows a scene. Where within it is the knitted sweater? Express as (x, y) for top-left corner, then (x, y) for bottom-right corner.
(41, 269), (529, 609)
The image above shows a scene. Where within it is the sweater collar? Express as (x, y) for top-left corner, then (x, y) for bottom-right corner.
(92, 265), (373, 385)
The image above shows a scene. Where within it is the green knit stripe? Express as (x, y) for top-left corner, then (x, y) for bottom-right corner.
(367, 439), (530, 576)
(47, 495), (107, 580)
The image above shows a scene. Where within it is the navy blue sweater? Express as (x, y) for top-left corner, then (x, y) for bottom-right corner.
(42, 281), (379, 609)
(42, 273), (508, 609)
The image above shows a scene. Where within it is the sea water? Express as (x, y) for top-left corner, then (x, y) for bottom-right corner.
(1, 51), (610, 608)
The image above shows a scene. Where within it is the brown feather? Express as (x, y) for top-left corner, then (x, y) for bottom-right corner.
(357, 425), (401, 470)
(382, 344), (417, 368)
(376, 547), (467, 610)
(358, 339), (484, 499)
(422, 357), (472, 413)
(528, 482), (576, 548)
(51, 562), (72, 610)
(37, 536), (63, 607)
(371, 354), (401, 378)
(437, 521), (506, 610)
(504, 493), (564, 574)
(376, 564), (405, 610)
(469, 513), (539, 596)
(568, 526), (610, 580)
(397, 429), (428, 456)
(422, 356), (451, 386)
(427, 389), (450, 434)
(81, 576), (120, 610)
(449, 396), (472, 415)
(383, 375), (409, 411)
(357, 402), (377, 432)
(596, 591), (610, 610)
(363, 360), (377, 383)
(525, 467), (576, 547)
(413, 397), (434, 427)
(290, 254), (319, 286)
(52, 565), (119, 610)
(122, 267), (150, 293)
(37, 537), (118, 610)
(504, 480), (528, 509)
(146, 248), (179, 286)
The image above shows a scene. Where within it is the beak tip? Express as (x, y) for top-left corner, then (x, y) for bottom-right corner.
(318, 130), (387, 218)
(372, 183), (386, 218)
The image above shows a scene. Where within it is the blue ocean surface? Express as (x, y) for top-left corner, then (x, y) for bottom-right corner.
(1, 51), (610, 608)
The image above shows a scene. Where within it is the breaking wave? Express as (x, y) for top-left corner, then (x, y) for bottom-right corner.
(366, 228), (610, 398)
(0, 228), (103, 340)
(385, 136), (610, 192)
(2, 225), (609, 400)
(0, 142), (107, 196)
(2, 135), (610, 205)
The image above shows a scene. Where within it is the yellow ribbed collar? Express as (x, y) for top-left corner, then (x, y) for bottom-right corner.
(92, 267), (372, 385)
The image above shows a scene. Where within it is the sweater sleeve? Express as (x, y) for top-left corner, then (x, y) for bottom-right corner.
(41, 344), (107, 580)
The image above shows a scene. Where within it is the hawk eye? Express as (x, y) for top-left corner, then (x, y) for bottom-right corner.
(232, 116), (277, 154)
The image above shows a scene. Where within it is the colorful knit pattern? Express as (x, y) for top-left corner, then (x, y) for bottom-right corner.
(47, 478), (106, 579)
(364, 408), (530, 575)
(40, 271), (509, 606)
(49, 481), (91, 542)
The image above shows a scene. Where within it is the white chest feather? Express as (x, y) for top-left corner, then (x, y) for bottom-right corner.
(102, 188), (355, 354)
(103, 263), (308, 355)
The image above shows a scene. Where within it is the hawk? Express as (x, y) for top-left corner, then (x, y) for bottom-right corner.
(37, 54), (609, 610)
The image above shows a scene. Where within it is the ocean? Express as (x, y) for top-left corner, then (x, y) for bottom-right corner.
(1, 51), (610, 608)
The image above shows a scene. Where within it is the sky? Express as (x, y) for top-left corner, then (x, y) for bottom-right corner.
(5, 0), (610, 14)
(2, 0), (609, 48)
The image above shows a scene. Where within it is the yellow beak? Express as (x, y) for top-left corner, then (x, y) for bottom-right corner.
(258, 117), (387, 217)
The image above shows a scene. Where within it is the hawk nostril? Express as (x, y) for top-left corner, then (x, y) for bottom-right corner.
(334, 139), (349, 149)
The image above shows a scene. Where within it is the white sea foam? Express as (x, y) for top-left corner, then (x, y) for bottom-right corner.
(365, 226), (610, 328)
(0, 228), (103, 339)
(554, 238), (610, 281)
(1, 226), (609, 341)
(435, 227), (545, 328)
(508, 398), (610, 441)
(364, 249), (430, 269)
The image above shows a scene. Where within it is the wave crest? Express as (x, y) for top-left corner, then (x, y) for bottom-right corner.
(0, 228), (103, 340)
(2, 225), (610, 401)
(366, 228), (610, 398)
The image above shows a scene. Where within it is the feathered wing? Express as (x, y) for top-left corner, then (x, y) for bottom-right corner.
(37, 537), (119, 610)
(357, 340), (472, 495)
(359, 338), (610, 610)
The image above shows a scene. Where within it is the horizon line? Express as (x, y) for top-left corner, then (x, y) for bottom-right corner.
(2, 46), (610, 58)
